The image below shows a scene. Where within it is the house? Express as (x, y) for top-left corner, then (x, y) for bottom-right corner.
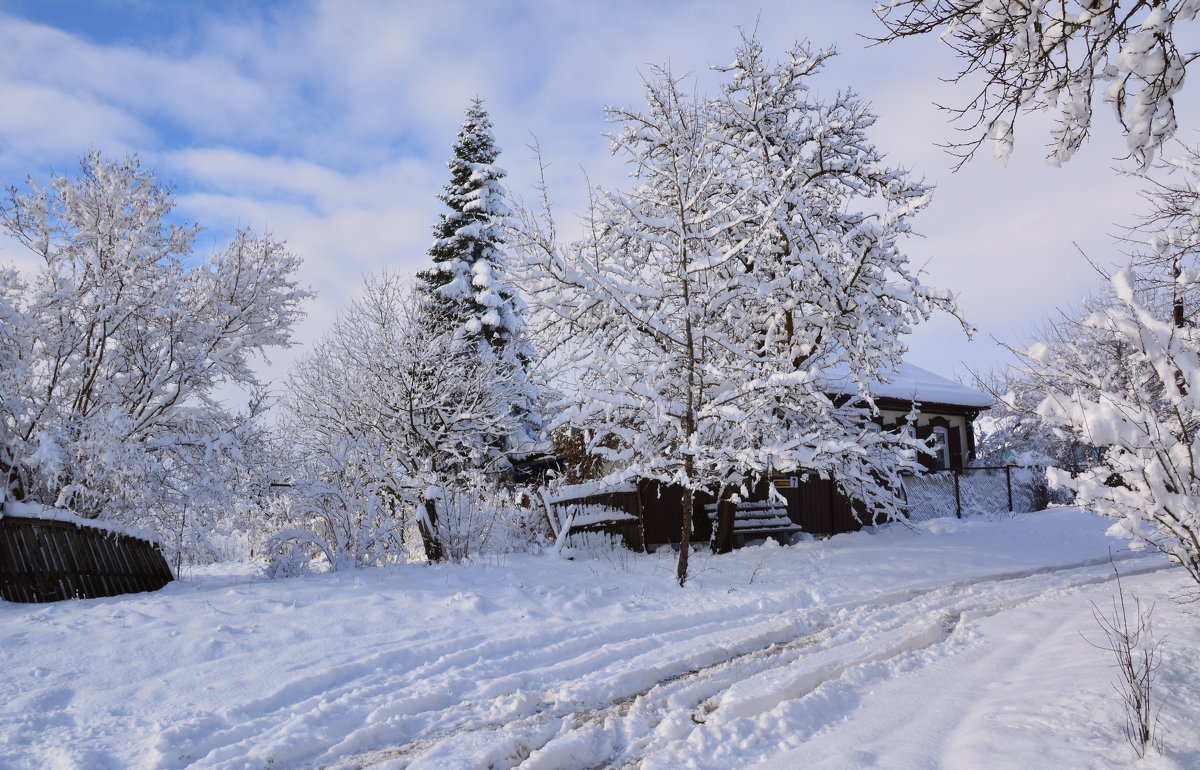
(545, 363), (993, 549)
(827, 362), (993, 473)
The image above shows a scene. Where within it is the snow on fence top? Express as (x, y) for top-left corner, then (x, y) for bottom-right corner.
(1, 501), (160, 544)
(820, 362), (993, 409)
(544, 479), (638, 505)
(559, 504), (639, 528)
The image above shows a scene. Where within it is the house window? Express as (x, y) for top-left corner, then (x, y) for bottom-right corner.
(931, 426), (951, 470)
(899, 422), (917, 467)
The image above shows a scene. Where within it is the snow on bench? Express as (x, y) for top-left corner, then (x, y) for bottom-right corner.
(704, 500), (797, 533)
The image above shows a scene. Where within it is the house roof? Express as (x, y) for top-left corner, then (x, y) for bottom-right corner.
(821, 362), (993, 410)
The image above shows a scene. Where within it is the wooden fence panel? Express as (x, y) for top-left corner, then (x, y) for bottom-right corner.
(0, 516), (173, 603)
(546, 489), (647, 552)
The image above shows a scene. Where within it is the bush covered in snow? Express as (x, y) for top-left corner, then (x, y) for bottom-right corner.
(0, 152), (308, 565)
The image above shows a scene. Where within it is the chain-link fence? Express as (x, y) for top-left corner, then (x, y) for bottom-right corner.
(903, 466), (1049, 522)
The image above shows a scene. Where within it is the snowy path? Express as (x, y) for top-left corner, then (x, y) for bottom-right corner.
(330, 557), (1171, 769)
(2, 510), (1197, 769)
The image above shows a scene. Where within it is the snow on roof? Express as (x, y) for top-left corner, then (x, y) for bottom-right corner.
(821, 362), (993, 409)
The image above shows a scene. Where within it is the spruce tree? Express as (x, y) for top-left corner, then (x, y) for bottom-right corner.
(417, 99), (540, 451)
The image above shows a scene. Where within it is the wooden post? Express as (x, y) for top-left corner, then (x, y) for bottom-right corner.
(1005, 466), (1013, 512)
(954, 471), (962, 519)
(420, 499), (444, 563)
(538, 489), (560, 540)
(711, 497), (736, 555)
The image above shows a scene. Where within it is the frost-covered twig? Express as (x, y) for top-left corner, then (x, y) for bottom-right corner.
(1083, 556), (1165, 758)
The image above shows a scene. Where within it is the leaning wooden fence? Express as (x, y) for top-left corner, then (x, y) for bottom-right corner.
(541, 482), (647, 552)
(1, 515), (173, 603)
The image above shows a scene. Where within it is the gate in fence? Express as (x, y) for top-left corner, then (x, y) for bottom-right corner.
(903, 466), (1046, 522)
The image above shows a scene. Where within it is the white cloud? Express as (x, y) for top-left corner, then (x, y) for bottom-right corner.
(0, 80), (150, 167)
(0, 0), (1174, 388)
(0, 15), (277, 143)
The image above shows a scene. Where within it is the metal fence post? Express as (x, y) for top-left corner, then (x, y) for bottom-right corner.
(954, 471), (961, 519)
(1005, 466), (1013, 512)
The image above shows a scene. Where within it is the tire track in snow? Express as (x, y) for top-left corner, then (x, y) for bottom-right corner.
(153, 577), (830, 767)
(324, 553), (1171, 770)
(170, 554), (1166, 765)
(321, 626), (831, 770)
(622, 557), (1176, 770)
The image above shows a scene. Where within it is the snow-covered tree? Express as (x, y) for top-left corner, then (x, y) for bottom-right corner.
(0, 152), (308, 550)
(873, 1), (1198, 168)
(417, 98), (540, 449)
(283, 272), (534, 564)
(1028, 267), (1200, 586)
(521, 35), (965, 585)
(1126, 146), (1200, 322)
(972, 364), (1096, 470)
(972, 298), (1131, 473)
(1019, 156), (1200, 586)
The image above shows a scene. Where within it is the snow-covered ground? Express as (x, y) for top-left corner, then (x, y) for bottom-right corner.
(2, 509), (1197, 769)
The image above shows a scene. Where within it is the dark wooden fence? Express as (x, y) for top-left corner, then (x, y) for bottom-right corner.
(547, 466), (1048, 553)
(543, 485), (647, 552)
(549, 477), (851, 549)
(1, 515), (173, 603)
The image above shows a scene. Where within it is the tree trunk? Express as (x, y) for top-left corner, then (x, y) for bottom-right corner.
(676, 204), (698, 586)
(420, 498), (444, 562)
(677, 484), (693, 586)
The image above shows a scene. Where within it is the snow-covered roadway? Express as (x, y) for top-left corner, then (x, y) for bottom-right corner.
(333, 557), (1176, 769)
(2, 510), (1197, 769)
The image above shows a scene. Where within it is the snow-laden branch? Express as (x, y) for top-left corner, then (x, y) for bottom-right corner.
(874, 1), (1199, 169)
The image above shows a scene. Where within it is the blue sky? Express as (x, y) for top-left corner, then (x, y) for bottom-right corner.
(0, 0), (1172, 392)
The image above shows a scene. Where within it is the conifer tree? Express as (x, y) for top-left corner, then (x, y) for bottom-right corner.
(417, 99), (540, 453)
